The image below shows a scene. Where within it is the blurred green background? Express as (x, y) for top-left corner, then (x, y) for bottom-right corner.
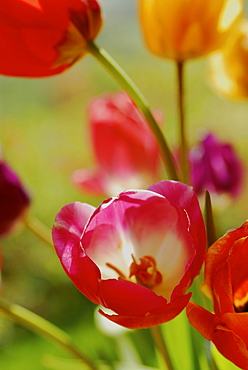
(1, 1), (248, 369)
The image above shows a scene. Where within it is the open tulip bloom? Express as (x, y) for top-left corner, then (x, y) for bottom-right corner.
(53, 180), (206, 329)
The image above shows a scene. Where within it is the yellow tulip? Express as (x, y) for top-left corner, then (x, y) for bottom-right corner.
(209, 19), (248, 99)
(139, 0), (243, 61)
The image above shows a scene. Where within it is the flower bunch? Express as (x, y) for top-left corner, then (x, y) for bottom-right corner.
(0, 0), (248, 370)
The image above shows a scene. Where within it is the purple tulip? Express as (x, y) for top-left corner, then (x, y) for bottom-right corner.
(189, 133), (243, 197)
(0, 160), (30, 237)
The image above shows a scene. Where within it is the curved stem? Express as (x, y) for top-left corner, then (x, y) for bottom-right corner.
(0, 298), (98, 370)
(150, 326), (174, 370)
(24, 216), (53, 249)
(176, 61), (188, 183)
(86, 41), (179, 181)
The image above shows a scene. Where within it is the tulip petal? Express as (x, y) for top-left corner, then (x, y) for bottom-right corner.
(99, 278), (168, 316)
(212, 327), (248, 370)
(186, 301), (220, 341)
(124, 196), (192, 299)
(52, 202), (101, 304)
(223, 312), (248, 347)
(99, 280), (191, 329)
(82, 191), (161, 280)
(71, 168), (106, 196)
(149, 181), (206, 294)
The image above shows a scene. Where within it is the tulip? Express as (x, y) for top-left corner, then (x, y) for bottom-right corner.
(0, 159), (30, 237)
(209, 19), (248, 99)
(139, 0), (243, 61)
(187, 221), (248, 369)
(189, 132), (243, 197)
(0, 0), (102, 77)
(52, 180), (206, 329)
(71, 92), (162, 197)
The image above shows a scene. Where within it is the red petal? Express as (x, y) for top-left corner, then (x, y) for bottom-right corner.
(223, 312), (248, 347)
(99, 279), (168, 315)
(99, 293), (191, 329)
(203, 221), (248, 298)
(212, 328), (248, 370)
(186, 301), (220, 340)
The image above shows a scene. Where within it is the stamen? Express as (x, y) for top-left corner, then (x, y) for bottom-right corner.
(129, 255), (162, 289)
(106, 262), (127, 280)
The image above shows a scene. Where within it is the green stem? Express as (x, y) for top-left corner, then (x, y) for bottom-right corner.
(0, 298), (97, 370)
(176, 61), (188, 183)
(24, 216), (53, 249)
(204, 190), (217, 248)
(86, 41), (179, 181)
(150, 326), (174, 370)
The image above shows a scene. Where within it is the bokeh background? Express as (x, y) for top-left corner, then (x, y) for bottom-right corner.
(1, 1), (248, 369)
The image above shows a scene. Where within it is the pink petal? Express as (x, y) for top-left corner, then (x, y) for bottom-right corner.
(71, 168), (106, 196)
(124, 196), (193, 299)
(149, 180), (206, 288)
(52, 202), (101, 304)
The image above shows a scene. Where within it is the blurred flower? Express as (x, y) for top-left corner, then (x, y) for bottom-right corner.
(52, 180), (206, 329)
(71, 92), (162, 197)
(189, 132), (243, 197)
(0, 159), (30, 237)
(209, 19), (248, 99)
(139, 0), (243, 61)
(0, 0), (102, 77)
(187, 220), (248, 369)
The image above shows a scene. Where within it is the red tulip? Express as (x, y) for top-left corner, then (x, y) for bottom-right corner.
(71, 92), (162, 196)
(0, 0), (102, 77)
(0, 159), (30, 237)
(53, 180), (206, 329)
(187, 221), (248, 369)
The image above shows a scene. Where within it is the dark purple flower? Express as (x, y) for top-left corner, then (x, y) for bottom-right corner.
(189, 133), (243, 197)
(0, 160), (30, 237)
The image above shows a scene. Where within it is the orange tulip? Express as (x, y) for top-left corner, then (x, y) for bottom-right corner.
(187, 221), (248, 369)
(209, 19), (248, 99)
(139, 0), (243, 61)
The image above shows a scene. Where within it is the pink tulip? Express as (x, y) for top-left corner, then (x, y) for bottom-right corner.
(72, 92), (162, 196)
(53, 180), (206, 329)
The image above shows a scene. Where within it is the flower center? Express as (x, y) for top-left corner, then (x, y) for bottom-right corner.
(233, 279), (248, 312)
(106, 255), (162, 290)
(129, 255), (162, 289)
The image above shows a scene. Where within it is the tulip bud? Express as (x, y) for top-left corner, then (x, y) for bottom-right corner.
(72, 92), (162, 196)
(0, 159), (30, 237)
(139, 0), (243, 61)
(189, 132), (243, 197)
